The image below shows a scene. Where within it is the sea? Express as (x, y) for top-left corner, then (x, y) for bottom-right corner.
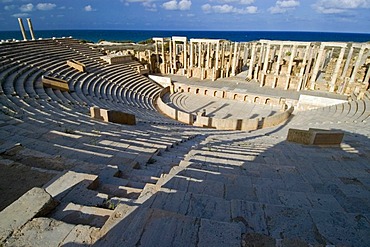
(0, 30), (370, 43)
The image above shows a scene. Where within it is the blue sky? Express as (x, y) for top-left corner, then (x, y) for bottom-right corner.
(0, 0), (370, 33)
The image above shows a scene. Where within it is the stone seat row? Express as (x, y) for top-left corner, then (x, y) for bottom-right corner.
(0, 38), (166, 121)
(290, 94), (370, 129)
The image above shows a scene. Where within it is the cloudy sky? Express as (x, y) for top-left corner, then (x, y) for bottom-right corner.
(1, 0), (370, 33)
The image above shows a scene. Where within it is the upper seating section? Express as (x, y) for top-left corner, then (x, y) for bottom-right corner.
(0, 38), (176, 124)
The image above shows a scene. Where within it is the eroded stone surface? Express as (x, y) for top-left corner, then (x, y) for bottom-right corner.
(0, 187), (57, 242)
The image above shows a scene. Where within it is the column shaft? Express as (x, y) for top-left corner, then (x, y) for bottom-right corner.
(341, 46), (354, 79)
(297, 45), (311, 91)
(17, 18), (27, 41)
(285, 45), (297, 90)
(350, 45), (365, 83)
(330, 46), (346, 92)
(248, 43), (256, 79)
(27, 18), (35, 40)
(310, 45), (325, 90)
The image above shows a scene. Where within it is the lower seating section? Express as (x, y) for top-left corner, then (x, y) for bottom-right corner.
(0, 39), (370, 246)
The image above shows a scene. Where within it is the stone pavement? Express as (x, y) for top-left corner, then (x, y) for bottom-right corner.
(166, 92), (281, 119)
(167, 74), (349, 101)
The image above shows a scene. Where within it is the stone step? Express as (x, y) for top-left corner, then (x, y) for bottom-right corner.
(50, 202), (113, 228)
(149, 189), (231, 223)
(95, 207), (241, 247)
(43, 170), (98, 201)
(58, 176), (109, 207)
(97, 183), (142, 199)
(3, 218), (76, 247)
(0, 187), (58, 242)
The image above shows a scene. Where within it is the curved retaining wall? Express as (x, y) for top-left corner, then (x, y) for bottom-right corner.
(156, 87), (294, 130)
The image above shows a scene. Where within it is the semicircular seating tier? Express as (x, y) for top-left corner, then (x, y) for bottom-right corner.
(1, 38), (370, 247)
(0, 38), (182, 125)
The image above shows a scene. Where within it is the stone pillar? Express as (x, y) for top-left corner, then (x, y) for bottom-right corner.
(285, 45), (297, 90)
(243, 43), (249, 66)
(297, 45), (311, 91)
(198, 42), (202, 68)
(350, 45), (365, 83)
(254, 43), (264, 80)
(261, 43), (270, 87)
(157, 39), (165, 73)
(329, 46), (346, 92)
(230, 42), (237, 76)
(189, 42), (193, 68)
(26, 18), (35, 40)
(303, 46), (315, 89)
(154, 40), (159, 71)
(310, 44), (325, 90)
(183, 39), (187, 71)
(248, 43), (256, 79)
(364, 64), (370, 84)
(206, 42), (211, 69)
(341, 46), (354, 80)
(215, 41), (220, 70)
(169, 39), (173, 73)
(18, 18), (27, 41)
(273, 44), (283, 88)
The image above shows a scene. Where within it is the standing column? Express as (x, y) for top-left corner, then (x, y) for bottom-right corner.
(215, 41), (220, 70)
(189, 42), (194, 68)
(206, 42), (211, 69)
(261, 43), (271, 87)
(17, 18), (27, 41)
(155, 40), (159, 71)
(363, 64), (370, 85)
(350, 45), (365, 83)
(183, 39), (187, 71)
(297, 45), (311, 91)
(243, 43), (249, 66)
(27, 18), (35, 40)
(248, 43), (256, 79)
(230, 42), (237, 76)
(310, 44), (325, 90)
(161, 40), (165, 73)
(169, 39), (173, 73)
(198, 43), (202, 68)
(254, 43), (264, 80)
(285, 44), (297, 90)
(341, 45), (354, 80)
(329, 46), (346, 92)
(273, 44), (283, 88)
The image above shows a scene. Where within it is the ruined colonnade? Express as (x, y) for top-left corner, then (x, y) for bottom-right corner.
(148, 37), (370, 95)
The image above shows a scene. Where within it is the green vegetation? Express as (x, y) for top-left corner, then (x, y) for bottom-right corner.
(99, 199), (117, 210)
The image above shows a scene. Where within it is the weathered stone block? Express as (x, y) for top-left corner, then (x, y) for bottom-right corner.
(42, 75), (69, 92)
(67, 59), (86, 72)
(287, 128), (312, 145)
(287, 128), (344, 146)
(0, 187), (58, 242)
(90, 107), (136, 125)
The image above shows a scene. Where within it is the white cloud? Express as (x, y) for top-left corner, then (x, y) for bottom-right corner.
(84, 5), (96, 12)
(124, 0), (157, 11)
(4, 5), (16, 11)
(143, 1), (157, 11)
(313, 0), (370, 14)
(36, 3), (56, 11)
(20, 3), (33, 12)
(162, 0), (192, 10)
(12, 13), (29, 18)
(202, 3), (257, 14)
(268, 0), (300, 14)
(210, 0), (255, 4)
